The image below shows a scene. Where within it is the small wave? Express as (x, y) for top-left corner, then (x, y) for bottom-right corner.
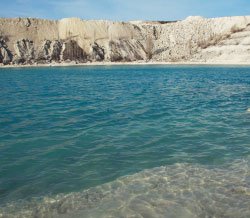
(0, 159), (250, 218)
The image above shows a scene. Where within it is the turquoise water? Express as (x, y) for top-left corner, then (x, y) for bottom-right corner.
(0, 65), (250, 217)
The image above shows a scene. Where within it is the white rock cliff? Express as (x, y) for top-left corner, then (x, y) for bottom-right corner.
(1, 16), (250, 65)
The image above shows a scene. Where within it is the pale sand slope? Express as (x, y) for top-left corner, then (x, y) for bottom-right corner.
(1, 16), (250, 66)
(2, 61), (250, 69)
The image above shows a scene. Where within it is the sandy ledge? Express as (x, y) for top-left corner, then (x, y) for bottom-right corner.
(1, 61), (250, 69)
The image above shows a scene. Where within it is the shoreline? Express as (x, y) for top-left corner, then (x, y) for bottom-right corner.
(2, 61), (250, 69)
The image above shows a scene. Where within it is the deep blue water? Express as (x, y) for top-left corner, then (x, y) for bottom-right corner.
(0, 65), (249, 217)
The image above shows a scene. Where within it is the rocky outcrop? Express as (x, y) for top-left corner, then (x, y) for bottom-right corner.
(61, 40), (87, 62)
(51, 41), (63, 61)
(1, 16), (250, 65)
(13, 39), (34, 64)
(0, 40), (12, 65)
(108, 39), (146, 62)
(37, 40), (53, 62)
(37, 40), (62, 63)
(91, 43), (105, 61)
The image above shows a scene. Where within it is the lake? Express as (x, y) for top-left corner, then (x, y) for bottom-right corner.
(0, 65), (249, 217)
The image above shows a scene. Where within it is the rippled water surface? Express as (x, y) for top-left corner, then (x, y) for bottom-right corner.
(0, 65), (250, 217)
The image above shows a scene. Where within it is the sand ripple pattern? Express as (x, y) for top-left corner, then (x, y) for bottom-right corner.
(0, 159), (250, 218)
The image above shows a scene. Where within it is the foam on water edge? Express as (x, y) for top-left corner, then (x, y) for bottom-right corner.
(0, 158), (249, 218)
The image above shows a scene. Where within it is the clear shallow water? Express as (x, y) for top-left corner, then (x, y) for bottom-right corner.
(0, 65), (249, 217)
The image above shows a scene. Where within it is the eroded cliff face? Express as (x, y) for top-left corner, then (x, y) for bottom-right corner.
(1, 16), (250, 65)
(0, 39), (12, 64)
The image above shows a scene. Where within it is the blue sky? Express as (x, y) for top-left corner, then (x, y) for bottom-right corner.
(1, 0), (250, 21)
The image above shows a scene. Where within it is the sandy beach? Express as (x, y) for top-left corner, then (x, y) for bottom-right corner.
(2, 61), (250, 69)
